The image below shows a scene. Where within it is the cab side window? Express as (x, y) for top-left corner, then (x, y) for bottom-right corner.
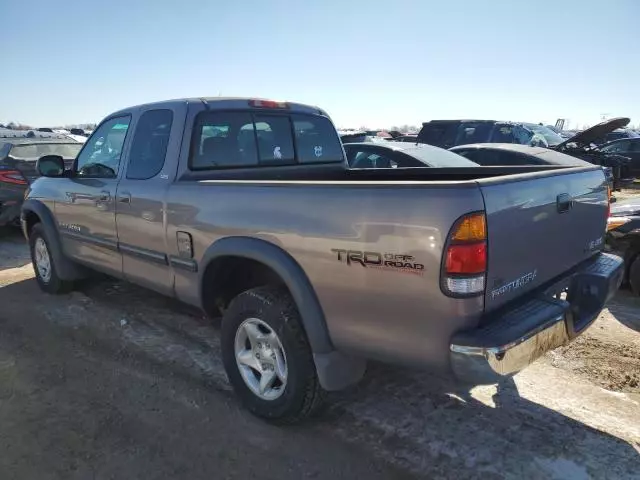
(76, 116), (131, 178)
(127, 109), (173, 179)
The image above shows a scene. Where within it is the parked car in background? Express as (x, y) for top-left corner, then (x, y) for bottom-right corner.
(450, 143), (591, 166)
(606, 198), (640, 295)
(339, 131), (387, 144)
(551, 118), (635, 189)
(600, 138), (640, 177)
(390, 134), (418, 143)
(451, 143), (616, 194)
(417, 120), (564, 149)
(21, 96), (623, 423)
(345, 142), (479, 169)
(418, 118), (633, 190)
(0, 132), (82, 227)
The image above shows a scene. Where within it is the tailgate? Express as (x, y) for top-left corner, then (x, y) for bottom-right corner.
(479, 168), (608, 311)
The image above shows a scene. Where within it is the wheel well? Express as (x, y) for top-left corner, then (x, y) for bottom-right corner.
(201, 256), (286, 318)
(23, 210), (41, 237)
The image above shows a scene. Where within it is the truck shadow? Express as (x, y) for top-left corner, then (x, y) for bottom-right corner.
(0, 227), (31, 271)
(326, 363), (639, 477)
(608, 290), (640, 332)
(0, 273), (637, 478)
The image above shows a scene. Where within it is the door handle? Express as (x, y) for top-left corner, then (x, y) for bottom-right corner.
(117, 192), (131, 204)
(98, 190), (111, 202)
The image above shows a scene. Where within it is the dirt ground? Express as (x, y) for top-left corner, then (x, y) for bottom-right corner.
(0, 225), (639, 479)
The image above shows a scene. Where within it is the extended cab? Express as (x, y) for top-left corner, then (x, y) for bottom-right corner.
(22, 98), (623, 423)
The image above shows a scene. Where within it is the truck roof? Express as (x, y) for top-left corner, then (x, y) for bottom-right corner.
(108, 97), (326, 118)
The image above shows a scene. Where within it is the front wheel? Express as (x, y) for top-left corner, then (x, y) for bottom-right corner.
(221, 285), (325, 424)
(29, 223), (74, 294)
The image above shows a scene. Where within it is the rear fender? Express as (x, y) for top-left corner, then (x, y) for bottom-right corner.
(199, 236), (366, 391)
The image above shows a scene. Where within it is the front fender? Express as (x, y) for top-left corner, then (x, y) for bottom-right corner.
(21, 199), (83, 281)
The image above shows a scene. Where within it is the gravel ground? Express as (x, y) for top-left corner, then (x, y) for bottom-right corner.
(0, 227), (639, 479)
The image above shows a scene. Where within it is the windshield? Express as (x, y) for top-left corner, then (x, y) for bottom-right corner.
(521, 123), (564, 147)
(9, 143), (82, 160)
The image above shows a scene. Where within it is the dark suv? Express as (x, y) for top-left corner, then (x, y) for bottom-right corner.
(0, 131), (81, 226)
(418, 118), (635, 188)
(417, 120), (565, 149)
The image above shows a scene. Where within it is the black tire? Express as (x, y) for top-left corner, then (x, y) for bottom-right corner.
(629, 255), (640, 296)
(221, 285), (325, 424)
(29, 223), (74, 294)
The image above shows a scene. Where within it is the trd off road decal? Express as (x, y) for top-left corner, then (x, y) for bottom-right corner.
(331, 249), (424, 275)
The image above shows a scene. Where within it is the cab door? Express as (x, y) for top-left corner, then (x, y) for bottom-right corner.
(115, 107), (183, 295)
(54, 115), (132, 277)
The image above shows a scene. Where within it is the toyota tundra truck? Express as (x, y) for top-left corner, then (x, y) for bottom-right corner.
(21, 98), (624, 423)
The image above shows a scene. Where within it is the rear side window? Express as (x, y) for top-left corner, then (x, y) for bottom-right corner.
(456, 123), (492, 144)
(191, 112), (258, 169)
(418, 123), (458, 148)
(127, 109), (173, 179)
(490, 125), (516, 143)
(190, 111), (344, 170)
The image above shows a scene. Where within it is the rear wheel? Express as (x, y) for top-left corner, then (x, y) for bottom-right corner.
(221, 285), (325, 424)
(29, 223), (74, 294)
(629, 255), (640, 296)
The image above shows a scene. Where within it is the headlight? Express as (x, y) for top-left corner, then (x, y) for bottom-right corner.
(607, 216), (631, 231)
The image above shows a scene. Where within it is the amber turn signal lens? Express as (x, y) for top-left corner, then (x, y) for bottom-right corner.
(451, 213), (486, 242)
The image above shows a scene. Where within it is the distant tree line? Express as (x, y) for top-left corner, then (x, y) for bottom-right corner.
(0, 122), (97, 131)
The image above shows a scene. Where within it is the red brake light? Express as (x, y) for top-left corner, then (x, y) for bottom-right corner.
(445, 242), (487, 274)
(442, 212), (488, 296)
(248, 99), (289, 109)
(0, 170), (27, 185)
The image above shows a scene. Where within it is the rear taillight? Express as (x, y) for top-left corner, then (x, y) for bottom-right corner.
(0, 170), (27, 185)
(442, 212), (487, 297)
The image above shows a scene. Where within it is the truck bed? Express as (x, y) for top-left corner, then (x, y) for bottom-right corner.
(179, 162), (584, 183)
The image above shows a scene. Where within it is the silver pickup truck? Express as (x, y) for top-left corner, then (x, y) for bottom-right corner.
(22, 98), (624, 423)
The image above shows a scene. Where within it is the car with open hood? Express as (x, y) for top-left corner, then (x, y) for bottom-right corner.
(551, 118), (635, 188)
(417, 118), (634, 189)
(606, 197), (640, 295)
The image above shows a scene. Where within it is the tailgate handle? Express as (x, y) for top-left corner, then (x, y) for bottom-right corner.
(557, 193), (573, 213)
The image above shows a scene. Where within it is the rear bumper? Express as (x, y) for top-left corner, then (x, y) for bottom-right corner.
(450, 252), (624, 384)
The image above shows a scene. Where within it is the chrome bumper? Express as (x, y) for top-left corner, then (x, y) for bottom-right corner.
(450, 253), (624, 384)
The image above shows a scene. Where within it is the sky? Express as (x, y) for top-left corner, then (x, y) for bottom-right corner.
(1, 0), (639, 129)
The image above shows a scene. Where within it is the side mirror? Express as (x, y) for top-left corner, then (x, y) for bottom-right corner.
(37, 155), (66, 177)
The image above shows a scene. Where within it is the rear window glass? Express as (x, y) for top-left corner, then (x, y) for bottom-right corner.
(190, 111), (343, 170)
(254, 115), (295, 163)
(292, 114), (344, 163)
(490, 125), (516, 143)
(418, 123), (458, 148)
(10, 143), (82, 160)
